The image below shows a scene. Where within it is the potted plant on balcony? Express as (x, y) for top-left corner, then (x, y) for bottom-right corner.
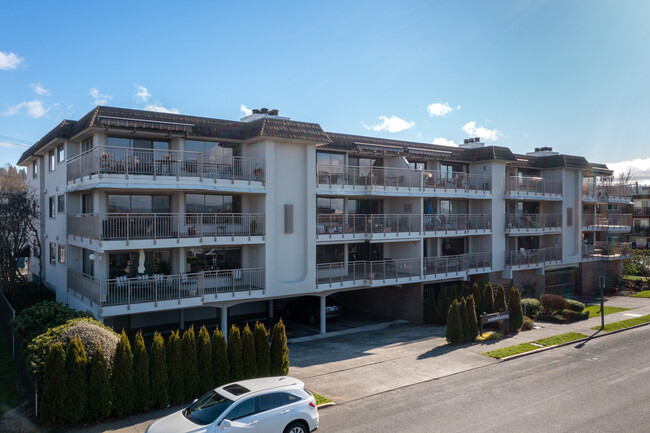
(250, 219), (258, 235)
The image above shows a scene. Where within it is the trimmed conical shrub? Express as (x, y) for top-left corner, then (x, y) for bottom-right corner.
(133, 331), (150, 413)
(150, 332), (169, 409)
(254, 322), (270, 377)
(448, 285), (458, 302)
(270, 319), (289, 376)
(460, 298), (470, 343)
(466, 295), (479, 342)
(435, 288), (448, 325)
(423, 287), (436, 324)
(212, 327), (230, 386)
(494, 284), (507, 313)
(41, 342), (67, 422)
(112, 330), (134, 418)
(483, 283), (494, 316)
(167, 330), (184, 405)
(65, 335), (87, 423)
(508, 288), (524, 332)
(182, 326), (199, 401)
(461, 283), (471, 299)
(87, 343), (111, 422)
(228, 325), (244, 381)
(242, 324), (257, 379)
(472, 282), (482, 318)
(197, 326), (213, 395)
(445, 300), (464, 344)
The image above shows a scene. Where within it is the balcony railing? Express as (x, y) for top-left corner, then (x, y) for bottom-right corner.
(316, 164), (491, 194)
(316, 214), (420, 237)
(505, 247), (562, 267)
(67, 145), (265, 184)
(467, 252), (493, 271)
(582, 242), (631, 260)
(68, 268), (265, 308)
(632, 226), (650, 236)
(423, 214), (491, 233)
(582, 214), (632, 230)
(634, 208), (650, 216)
(505, 213), (562, 231)
(582, 181), (635, 201)
(68, 213), (265, 242)
(423, 254), (467, 276)
(505, 176), (562, 197)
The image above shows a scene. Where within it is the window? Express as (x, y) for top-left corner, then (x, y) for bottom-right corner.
(224, 398), (256, 421)
(82, 248), (94, 277)
(316, 151), (345, 167)
(185, 194), (241, 214)
(32, 161), (38, 178)
(58, 245), (65, 264)
(49, 150), (56, 172)
(607, 203), (619, 211)
(107, 195), (171, 213)
(109, 250), (172, 278)
(257, 393), (284, 412)
(49, 197), (56, 218)
(186, 140), (240, 159)
(316, 244), (344, 264)
(49, 243), (56, 265)
(567, 208), (573, 227)
(82, 194), (93, 214)
(57, 195), (65, 213)
(57, 145), (65, 163)
(81, 137), (93, 153)
(186, 247), (241, 273)
(184, 391), (234, 426)
(316, 197), (344, 215)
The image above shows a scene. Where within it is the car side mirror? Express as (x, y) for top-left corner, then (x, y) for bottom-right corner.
(220, 419), (232, 430)
(193, 398), (198, 404)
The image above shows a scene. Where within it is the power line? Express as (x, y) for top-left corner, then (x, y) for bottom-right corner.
(0, 134), (33, 148)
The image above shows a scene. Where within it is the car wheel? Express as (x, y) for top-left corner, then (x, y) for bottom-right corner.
(308, 313), (316, 325)
(284, 421), (308, 433)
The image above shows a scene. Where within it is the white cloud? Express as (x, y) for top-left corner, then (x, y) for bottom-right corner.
(29, 82), (51, 96)
(240, 105), (253, 116)
(0, 51), (23, 70)
(2, 100), (50, 118)
(427, 102), (454, 117)
(144, 103), (179, 114)
(89, 88), (112, 105)
(363, 115), (415, 133)
(0, 141), (27, 149)
(457, 105), (461, 110)
(461, 121), (501, 141)
(608, 158), (650, 184)
(432, 137), (457, 147)
(134, 85), (151, 103)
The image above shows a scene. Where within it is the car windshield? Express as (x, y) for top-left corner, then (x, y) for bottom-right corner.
(183, 390), (234, 425)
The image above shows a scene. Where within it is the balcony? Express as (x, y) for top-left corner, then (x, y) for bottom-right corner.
(316, 214), (420, 242)
(67, 213), (265, 249)
(68, 268), (265, 316)
(582, 182), (634, 203)
(582, 214), (632, 232)
(423, 214), (491, 237)
(505, 213), (562, 235)
(316, 164), (491, 197)
(66, 146), (265, 191)
(505, 247), (562, 270)
(582, 242), (631, 261)
(504, 176), (562, 200)
(632, 226), (650, 236)
(634, 208), (650, 216)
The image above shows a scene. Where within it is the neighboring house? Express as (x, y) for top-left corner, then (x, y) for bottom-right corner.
(17, 106), (633, 332)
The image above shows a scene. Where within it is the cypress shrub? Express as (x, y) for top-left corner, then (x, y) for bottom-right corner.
(460, 298), (470, 343)
(87, 343), (111, 422)
(494, 284), (507, 313)
(471, 282), (482, 317)
(41, 342), (67, 422)
(149, 332), (169, 409)
(445, 300), (464, 344)
(182, 326), (199, 401)
(254, 322), (270, 377)
(212, 327), (230, 387)
(166, 330), (184, 405)
(508, 288), (524, 332)
(196, 326), (213, 395)
(461, 283), (470, 299)
(448, 285), (458, 302)
(483, 283), (494, 315)
(466, 295), (479, 342)
(423, 287), (436, 324)
(270, 319), (290, 376)
(133, 331), (150, 413)
(65, 335), (87, 424)
(228, 325), (244, 381)
(435, 288), (448, 325)
(242, 324), (257, 379)
(111, 330), (134, 418)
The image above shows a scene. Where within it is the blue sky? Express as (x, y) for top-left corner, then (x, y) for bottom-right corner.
(1, 1), (649, 180)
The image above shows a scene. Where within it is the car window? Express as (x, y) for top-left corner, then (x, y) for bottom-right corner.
(257, 393), (284, 412)
(280, 393), (302, 405)
(184, 390), (234, 425)
(224, 397), (256, 420)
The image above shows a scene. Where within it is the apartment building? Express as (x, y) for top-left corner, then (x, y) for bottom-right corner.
(631, 185), (650, 249)
(17, 106), (634, 333)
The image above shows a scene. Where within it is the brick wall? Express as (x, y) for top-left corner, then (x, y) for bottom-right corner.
(513, 269), (545, 298)
(580, 260), (623, 296)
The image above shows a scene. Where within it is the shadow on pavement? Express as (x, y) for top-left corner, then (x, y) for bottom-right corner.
(574, 329), (603, 349)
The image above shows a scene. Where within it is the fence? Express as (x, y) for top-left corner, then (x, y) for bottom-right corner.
(0, 290), (15, 360)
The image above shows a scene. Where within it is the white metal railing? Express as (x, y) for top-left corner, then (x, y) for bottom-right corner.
(505, 176), (562, 196)
(423, 170), (492, 193)
(67, 145), (265, 183)
(316, 214), (420, 236)
(582, 180), (635, 200)
(582, 214), (632, 229)
(67, 213), (265, 241)
(423, 214), (491, 233)
(506, 247), (562, 267)
(467, 252), (493, 271)
(505, 213), (562, 231)
(423, 254), (467, 276)
(582, 242), (632, 259)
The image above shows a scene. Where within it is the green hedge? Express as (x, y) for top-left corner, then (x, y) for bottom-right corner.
(521, 298), (541, 318)
(10, 300), (87, 348)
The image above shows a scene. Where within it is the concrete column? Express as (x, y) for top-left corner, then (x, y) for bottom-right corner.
(319, 295), (326, 334)
(179, 309), (185, 330)
(221, 306), (228, 341)
(268, 300), (274, 319)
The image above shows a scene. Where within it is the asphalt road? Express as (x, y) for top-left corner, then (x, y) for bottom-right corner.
(317, 325), (650, 433)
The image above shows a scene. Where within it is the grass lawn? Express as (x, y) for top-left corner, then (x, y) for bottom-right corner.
(483, 332), (588, 359)
(0, 332), (22, 415)
(591, 314), (650, 332)
(631, 291), (650, 298)
(583, 305), (629, 316)
(313, 392), (332, 406)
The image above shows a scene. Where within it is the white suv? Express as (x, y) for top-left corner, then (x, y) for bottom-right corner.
(146, 376), (319, 433)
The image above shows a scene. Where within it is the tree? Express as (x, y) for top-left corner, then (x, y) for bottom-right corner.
(242, 323), (257, 379)
(112, 330), (134, 418)
(254, 322), (270, 377)
(149, 332), (169, 409)
(508, 288), (524, 332)
(65, 335), (88, 423)
(435, 288), (448, 325)
(459, 298), (470, 343)
(423, 287), (436, 324)
(465, 295), (479, 342)
(483, 283), (494, 316)
(196, 326), (213, 395)
(461, 283), (471, 299)
(212, 327), (230, 387)
(167, 330), (184, 404)
(182, 326), (199, 401)
(445, 300), (464, 344)
(41, 342), (67, 422)
(448, 285), (458, 302)
(471, 282), (482, 318)
(133, 331), (150, 413)
(270, 319), (289, 376)
(228, 325), (244, 381)
(494, 284), (507, 313)
(86, 343), (111, 422)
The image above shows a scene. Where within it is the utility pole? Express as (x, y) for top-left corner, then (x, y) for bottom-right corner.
(599, 275), (606, 329)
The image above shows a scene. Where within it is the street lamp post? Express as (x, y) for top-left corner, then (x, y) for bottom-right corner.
(599, 275), (606, 329)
